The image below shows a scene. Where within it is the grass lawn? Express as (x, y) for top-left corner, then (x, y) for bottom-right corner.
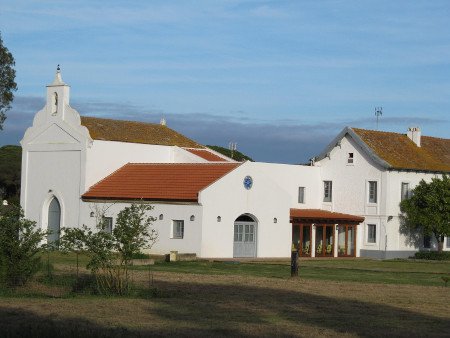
(0, 253), (449, 337)
(135, 257), (450, 287)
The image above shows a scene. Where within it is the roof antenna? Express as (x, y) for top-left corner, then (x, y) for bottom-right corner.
(375, 107), (383, 130)
(228, 142), (237, 159)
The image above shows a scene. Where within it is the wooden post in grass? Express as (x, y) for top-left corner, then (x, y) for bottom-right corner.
(291, 247), (298, 277)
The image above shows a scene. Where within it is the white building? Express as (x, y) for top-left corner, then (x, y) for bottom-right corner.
(20, 70), (450, 258)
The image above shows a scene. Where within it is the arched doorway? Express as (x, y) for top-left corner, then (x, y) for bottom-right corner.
(233, 214), (257, 258)
(47, 197), (61, 245)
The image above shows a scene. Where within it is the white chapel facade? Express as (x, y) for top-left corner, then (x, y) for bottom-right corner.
(20, 70), (450, 259)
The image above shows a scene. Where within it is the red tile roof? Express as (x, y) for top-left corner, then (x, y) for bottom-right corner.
(352, 128), (450, 172)
(184, 148), (229, 162)
(80, 116), (204, 148)
(290, 209), (364, 223)
(82, 163), (240, 202)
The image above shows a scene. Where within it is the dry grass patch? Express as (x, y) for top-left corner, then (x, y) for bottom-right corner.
(1, 269), (449, 337)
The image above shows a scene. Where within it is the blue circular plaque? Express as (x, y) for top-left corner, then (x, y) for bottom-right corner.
(243, 175), (253, 190)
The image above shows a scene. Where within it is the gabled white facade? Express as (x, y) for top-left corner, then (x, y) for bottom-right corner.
(20, 71), (449, 259)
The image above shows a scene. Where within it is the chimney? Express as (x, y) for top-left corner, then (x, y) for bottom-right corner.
(407, 127), (421, 147)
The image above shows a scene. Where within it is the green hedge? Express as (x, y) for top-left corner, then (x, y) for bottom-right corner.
(414, 251), (450, 261)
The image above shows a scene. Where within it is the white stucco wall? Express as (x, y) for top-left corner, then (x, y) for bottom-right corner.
(79, 201), (204, 256)
(199, 162), (319, 258)
(85, 141), (175, 190)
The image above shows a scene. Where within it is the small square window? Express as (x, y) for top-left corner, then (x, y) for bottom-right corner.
(368, 181), (377, 203)
(102, 217), (113, 234)
(367, 224), (376, 243)
(172, 220), (184, 239)
(323, 181), (332, 202)
(348, 153), (354, 164)
(298, 187), (305, 204)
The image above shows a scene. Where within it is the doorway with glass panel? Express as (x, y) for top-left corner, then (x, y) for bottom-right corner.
(292, 223), (312, 257)
(337, 224), (356, 257)
(233, 214), (257, 258)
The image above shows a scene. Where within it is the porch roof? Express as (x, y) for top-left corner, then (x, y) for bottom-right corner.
(290, 209), (364, 224)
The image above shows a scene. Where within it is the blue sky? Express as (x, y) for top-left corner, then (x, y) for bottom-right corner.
(0, 0), (449, 163)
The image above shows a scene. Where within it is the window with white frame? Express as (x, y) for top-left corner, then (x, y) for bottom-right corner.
(368, 181), (377, 203)
(401, 182), (410, 201)
(298, 187), (305, 204)
(172, 220), (184, 239)
(102, 217), (113, 234)
(323, 181), (332, 202)
(347, 152), (354, 164)
(367, 224), (376, 243)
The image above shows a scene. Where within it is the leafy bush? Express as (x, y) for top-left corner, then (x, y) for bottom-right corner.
(0, 204), (47, 286)
(414, 251), (450, 261)
(61, 203), (158, 295)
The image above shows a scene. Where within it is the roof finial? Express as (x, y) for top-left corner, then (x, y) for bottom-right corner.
(51, 64), (65, 85)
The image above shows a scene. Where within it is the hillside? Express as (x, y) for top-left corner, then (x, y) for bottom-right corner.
(0, 145), (22, 204)
(207, 145), (253, 162)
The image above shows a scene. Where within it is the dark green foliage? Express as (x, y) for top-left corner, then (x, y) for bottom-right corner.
(206, 145), (253, 162)
(0, 205), (47, 286)
(0, 145), (21, 203)
(414, 251), (450, 261)
(400, 175), (450, 252)
(0, 32), (17, 130)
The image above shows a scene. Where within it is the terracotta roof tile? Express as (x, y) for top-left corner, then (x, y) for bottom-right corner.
(290, 209), (364, 223)
(184, 148), (229, 162)
(352, 128), (450, 172)
(80, 116), (204, 148)
(82, 163), (240, 202)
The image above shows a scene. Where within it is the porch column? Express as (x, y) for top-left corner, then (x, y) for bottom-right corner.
(311, 223), (316, 258)
(334, 224), (338, 257)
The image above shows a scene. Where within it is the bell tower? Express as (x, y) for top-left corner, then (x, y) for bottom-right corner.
(46, 65), (70, 120)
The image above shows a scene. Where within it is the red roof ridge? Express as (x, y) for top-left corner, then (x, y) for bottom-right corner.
(82, 162), (242, 202)
(84, 162), (135, 193)
(126, 162), (237, 166)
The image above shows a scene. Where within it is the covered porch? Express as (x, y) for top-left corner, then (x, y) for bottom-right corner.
(290, 209), (364, 258)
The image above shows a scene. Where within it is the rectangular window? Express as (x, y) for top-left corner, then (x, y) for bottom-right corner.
(244, 224), (254, 242)
(298, 187), (305, 204)
(401, 182), (410, 201)
(172, 220), (184, 239)
(367, 224), (376, 243)
(234, 224), (243, 242)
(423, 234), (431, 249)
(447, 237), (450, 248)
(323, 181), (332, 202)
(102, 217), (113, 234)
(368, 181), (377, 203)
(347, 152), (354, 164)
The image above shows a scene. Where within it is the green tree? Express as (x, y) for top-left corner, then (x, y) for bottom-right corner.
(206, 145), (253, 162)
(61, 203), (158, 295)
(0, 204), (47, 286)
(0, 32), (17, 130)
(400, 175), (450, 252)
(0, 145), (21, 203)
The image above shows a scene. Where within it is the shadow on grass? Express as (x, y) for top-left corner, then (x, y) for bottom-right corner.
(1, 278), (449, 337)
(141, 279), (450, 337)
